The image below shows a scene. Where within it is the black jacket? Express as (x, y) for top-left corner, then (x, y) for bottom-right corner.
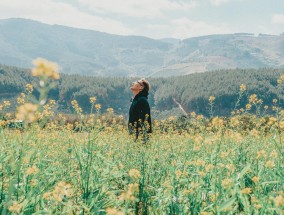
(128, 90), (152, 138)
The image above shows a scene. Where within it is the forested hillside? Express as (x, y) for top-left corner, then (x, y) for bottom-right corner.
(1, 64), (284, 118)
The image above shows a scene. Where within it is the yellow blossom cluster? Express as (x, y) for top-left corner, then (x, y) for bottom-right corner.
(106, 208), (124, 215)
(32, 58), (60, 80)
(26, 165), (39, 175)
(221, 178), (233, 189)
(128, 169), (141, 179)
(249, 94), (258, 104)
(25, 83), (33, 93)
(43, 182), (73, 202)
(16, 103), (38, 123)
(90, 97), (97, 104)
(3, 100), (11, 107)
(240, 84), (246, 91)
(241, 187), (252, 194)
(275, 195), (284, 207)
(211, 117), (224, 128)
(17, 93), (26, 104)
(208, 96), (215, 103)
(71, 100), (82, 114)
(119, 183), (139, 201)
(106, 108), (114, 114)
(95, 104), (101, 110)
(277, 75), (284, 85)
(8, 201), (23, 213)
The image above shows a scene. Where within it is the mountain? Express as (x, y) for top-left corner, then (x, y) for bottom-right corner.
(0, 18), (284, 77)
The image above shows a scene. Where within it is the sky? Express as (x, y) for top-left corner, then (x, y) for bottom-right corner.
(0, 0), (284, 39)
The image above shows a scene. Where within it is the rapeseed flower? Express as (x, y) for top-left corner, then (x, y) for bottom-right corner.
(129, 169), (141, 179)
(8, 202), (22, 213)
(16, 103), (38, 123)
(240, 84), (246, 91)
(32, 58), (60, 80)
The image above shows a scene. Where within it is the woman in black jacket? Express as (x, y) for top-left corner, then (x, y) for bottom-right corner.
(128, 79), (152, 141)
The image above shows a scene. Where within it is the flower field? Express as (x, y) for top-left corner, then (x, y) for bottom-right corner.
(0, 59), (284, 214)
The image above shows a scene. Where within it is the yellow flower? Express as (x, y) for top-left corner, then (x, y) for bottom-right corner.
(197, 114), (204, 120)
(268, 117), (277, 125)
(246, 104), (251, 110)
(265, 160), (275, 168)
(90, 97), (96, 103)
(221, 178), (233, 189)
(190, 112), (196, 117)
(275, 195), (284, 207)
(209, 96), (215, 103)
(230, 117), (240, 127)
(106, 208), (124, 215)
(3, 100), (11, 107)
(175, 169), (183, 178)
(240, 84), (246, 91)
(278, 75), (284, 84)
(252, 176), (259, 183)
(201, 212), (213, 215)
(49, 100), (56, 106)
(270, 150), (278, 158)
(95, 104), (101, 110)
(16, 103), (38, 123)
(256, 150), (267, 159)
(30, 179), (37, 187)
(17, 93), (26, 104)
(26, 165), (39, 175)
(129, 169), (141, 179)
(107, 108), (114, 114)
(241, 188), (252, 194)
(211, 117), (224, 128)
(9, 202), (23, 213)
(51, 181), (73, 202)
(32, 58), (60, 80)
(25, 83), (33, 93)
(119, 183), (139, 201)
(249, 94), (258, 104)
(43, 192), (51, 200)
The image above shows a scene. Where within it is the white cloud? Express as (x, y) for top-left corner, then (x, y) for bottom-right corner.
(210, 0), (230, 5)
(0, 0), (133, 35)
(272, 14), (284, 24)
(171, 18), (232, 39)
(78, 0), (197, 18)
(210, 0), (244, 6)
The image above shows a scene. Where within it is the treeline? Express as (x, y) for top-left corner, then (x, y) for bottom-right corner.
(1, 64), (284, 118)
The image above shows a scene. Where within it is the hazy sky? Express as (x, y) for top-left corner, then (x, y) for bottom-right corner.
(0, 0), (283, 39)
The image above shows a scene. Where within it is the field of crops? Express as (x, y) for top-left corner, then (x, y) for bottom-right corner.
(0, 59), (284, 214)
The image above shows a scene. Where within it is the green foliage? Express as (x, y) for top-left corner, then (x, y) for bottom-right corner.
(1, 64), (284, 118)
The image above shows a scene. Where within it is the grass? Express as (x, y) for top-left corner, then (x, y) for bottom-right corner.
(0, 122), (283, 214)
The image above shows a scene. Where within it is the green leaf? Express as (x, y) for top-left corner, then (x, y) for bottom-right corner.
(217, 197), (236, 212)
(237, 164), (251, 180)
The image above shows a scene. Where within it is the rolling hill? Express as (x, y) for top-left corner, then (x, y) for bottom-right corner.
(0, 18), (284, 77)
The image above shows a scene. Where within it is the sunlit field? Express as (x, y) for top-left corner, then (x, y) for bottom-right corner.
(0, 59), (284, 214)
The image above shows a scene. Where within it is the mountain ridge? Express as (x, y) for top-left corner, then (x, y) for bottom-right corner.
(0, 18), (284, 77)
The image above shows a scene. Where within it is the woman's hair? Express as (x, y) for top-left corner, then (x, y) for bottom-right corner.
(141, 79), (150, 92)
